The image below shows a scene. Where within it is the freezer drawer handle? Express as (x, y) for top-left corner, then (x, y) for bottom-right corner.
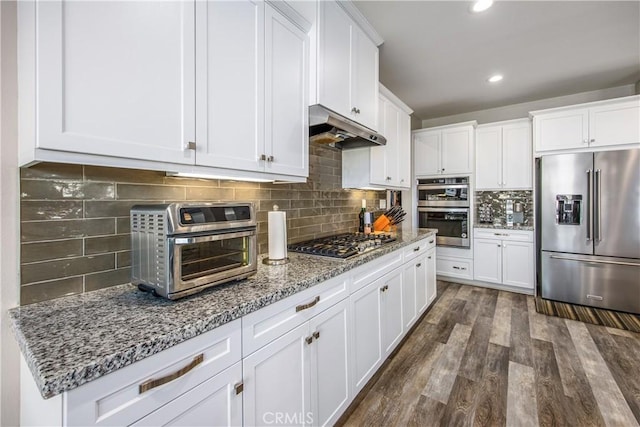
(586, 294), (604, 301)
(549, 255), (640, 268)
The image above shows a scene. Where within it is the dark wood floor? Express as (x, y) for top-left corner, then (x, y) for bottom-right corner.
(339, 281), (640, 427)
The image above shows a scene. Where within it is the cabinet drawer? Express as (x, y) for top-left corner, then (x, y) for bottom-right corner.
(65, 319), (241, 426)
(403, 236), (436, 262)
(242, 273), (349, 356)
(474, 228), (533, 242)
(350, 250), (403, 293)
(436, 256), (473, 279)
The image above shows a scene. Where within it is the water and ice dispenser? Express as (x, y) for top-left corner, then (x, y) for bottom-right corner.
(555, 195), (582, 225)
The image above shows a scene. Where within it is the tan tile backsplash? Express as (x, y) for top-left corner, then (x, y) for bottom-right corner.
(20, 143), (386, 304)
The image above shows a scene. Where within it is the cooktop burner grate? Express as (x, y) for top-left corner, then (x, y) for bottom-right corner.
(288, 233), (397, 259)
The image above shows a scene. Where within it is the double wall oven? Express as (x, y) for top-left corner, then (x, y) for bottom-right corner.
(417, 177), (470, 248)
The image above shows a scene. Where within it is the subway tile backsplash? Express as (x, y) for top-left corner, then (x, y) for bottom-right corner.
(20, 143), (385, 305)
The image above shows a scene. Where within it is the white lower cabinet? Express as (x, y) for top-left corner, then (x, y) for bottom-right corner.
(21, 236), (438, 427)
(133, 362), (243, 427)
(242, 323), (312, 427)
(473, 228), (534, 290)
(349, 278), (383, 394)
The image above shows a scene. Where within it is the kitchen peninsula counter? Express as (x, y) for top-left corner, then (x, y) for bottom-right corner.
(10, 229), (436, 399)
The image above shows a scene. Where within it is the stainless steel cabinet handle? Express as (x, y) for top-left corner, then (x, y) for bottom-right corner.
(267, 155), (274, 162)
(453, 266), (460, 270)
(416, 263), (422, 268)
(351, 107), (360, 114)
(586, 169), (593, 241)
(428, 256), (432, 259)
(139, 354), (203, 394)
(305, 336), (313, 345)
(312, 331), (320, 340)
(185, 141), (196, 150)
(428, 240), (434, 244)
(497, 244), (501, 247)
(235, 382), (244, 395)
(260, 154), (267, 161)
(414, 246), (420, 252)
(594, 169), (601, 242)
(590, 138), (595, 143)
(296, 296), (320, 312)
(587, 294), (603, 301)
(386, 176), (392, 181)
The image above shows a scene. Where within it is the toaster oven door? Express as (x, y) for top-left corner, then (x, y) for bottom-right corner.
(169, 229), (257, 296)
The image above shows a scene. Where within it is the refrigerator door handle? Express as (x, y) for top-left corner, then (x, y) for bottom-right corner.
(594, 169), (601, 242)
(549, 255), (640, 268)
(586, 169), (593, 241)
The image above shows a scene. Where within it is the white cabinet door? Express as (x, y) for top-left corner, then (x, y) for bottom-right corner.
(243, 323), (312, 427)
(441, 127), (473, 175)
(589, 101), (640, 148)
(473, 238), (502, 284)
(425, 248), (437, 307)
(132, 363), (243, 427)
(414, 254), (428, 316)
(264, 4), (309, 177)
(369, 97), (388, 185)
(349, 279), (382, 394)
(317, 0), (351, 117)
(37, 1), (195, 164)
(397, 112), (412, 187)
(414, 131), (441, 176)
(351, 24), (379, 131)
(502, 121), (532, 189)
(309, 299), (350, 427)
(502, 241), (534, 289)
(195, 0), (263, 171)
(475, 126), (502, 189)
(381, 269), (403, 357)
(534, 109), (589, 152)
(401, 262), (417, 331)
(383, 101), (400, 186)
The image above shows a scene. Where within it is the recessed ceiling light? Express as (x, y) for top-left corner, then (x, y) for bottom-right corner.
(472, 0), (494, 13)
(488, 74), (503, 83)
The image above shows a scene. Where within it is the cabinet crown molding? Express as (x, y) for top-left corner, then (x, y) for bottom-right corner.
(413, 120), (478, 134)
(337, 0), (384, 46)
(476, 117), (531, 129)
(379, 83), (413, 115)
(529, 94), (640, 118)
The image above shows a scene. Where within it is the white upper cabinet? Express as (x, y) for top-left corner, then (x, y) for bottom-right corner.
(476, 119), (532, 190)
(20, 0), (309, 181)
(195, 0), (264, 172)
(341, 85), (413, 190)
(316, 0), (380, 131)
(31, 0), (196, 165)
(413, 122), (476, 177)
(531, 95), (640, 154)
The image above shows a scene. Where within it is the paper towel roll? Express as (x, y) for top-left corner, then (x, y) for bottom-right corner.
(268, 208), (287, 260)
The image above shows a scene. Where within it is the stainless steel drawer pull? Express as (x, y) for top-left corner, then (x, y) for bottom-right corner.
(429, 240), (434, 244)
(414, 246), (420, 252)
(139, 354), (204, 394)
(453, 266), (460, 270)
(549, 255), (640, 268)
(296, 296), (320, 312)
(587, 294), (604, 301)
(235, 382), (244, 395)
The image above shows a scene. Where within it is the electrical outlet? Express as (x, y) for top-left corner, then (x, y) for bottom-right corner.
(379, 199), (387, 209)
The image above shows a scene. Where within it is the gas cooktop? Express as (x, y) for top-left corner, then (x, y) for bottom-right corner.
(288, 233), (397, 259)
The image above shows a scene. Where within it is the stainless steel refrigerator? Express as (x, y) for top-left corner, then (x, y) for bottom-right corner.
(538, 148), (640, 314)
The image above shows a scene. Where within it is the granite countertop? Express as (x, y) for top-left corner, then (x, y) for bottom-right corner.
(10, 229), (436, 399)
(474, 223), (534, 231)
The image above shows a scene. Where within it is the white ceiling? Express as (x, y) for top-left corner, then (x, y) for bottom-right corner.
(353, 1), (640, 120)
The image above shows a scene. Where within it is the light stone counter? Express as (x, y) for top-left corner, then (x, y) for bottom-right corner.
(10, 229), (436, 399)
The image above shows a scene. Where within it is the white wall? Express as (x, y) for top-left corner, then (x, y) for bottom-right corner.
(420, 84), (637, 128)
(1, 1), (21, 426)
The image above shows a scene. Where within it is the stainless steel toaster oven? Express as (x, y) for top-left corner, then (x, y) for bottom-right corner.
(131, 202), (257, 299)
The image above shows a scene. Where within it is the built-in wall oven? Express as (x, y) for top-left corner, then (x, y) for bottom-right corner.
(417, 177), (470, 248)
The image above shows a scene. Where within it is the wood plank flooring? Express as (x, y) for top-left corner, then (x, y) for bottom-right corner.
(338, 281), (640, 427)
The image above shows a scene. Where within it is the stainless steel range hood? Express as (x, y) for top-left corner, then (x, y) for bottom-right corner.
(309, 104), (386, 149)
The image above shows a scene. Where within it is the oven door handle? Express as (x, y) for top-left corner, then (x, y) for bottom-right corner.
(172, 229), (256, 245)
(418, 207), (469, 213)
(417, 184), (468, 190)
